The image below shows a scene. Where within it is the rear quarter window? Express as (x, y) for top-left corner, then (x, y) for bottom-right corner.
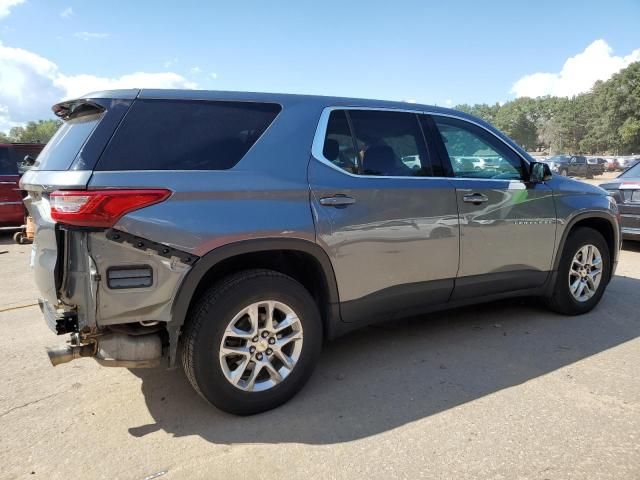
(96, 99), (282, 171)
(32, 113), (103, 171)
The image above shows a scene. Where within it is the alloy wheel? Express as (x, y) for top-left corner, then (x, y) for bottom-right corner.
(568, 244), (603, 302)
(219, 300), (303, 392)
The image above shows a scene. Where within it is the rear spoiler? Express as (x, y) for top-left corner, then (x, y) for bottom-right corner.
(52, 100), (105, 120)
(52, 89), (140, 120)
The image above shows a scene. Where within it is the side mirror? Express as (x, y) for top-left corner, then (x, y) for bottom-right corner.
(529, 162), (552, 183)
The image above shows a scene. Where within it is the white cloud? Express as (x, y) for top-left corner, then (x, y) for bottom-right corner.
(164, 58), (178, 68)
(0, 41), (197, 132)
(445, 99), (454, 107)
(210, 72), (218, 80)
(190, 66), (201, 74)
(73, 31), (110, 40)
(60, 7), (74, 18)
(511, 39), (640, 98)
(0, 0), (24, 19)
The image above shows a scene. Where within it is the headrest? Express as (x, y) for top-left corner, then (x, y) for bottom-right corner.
(363, 145), (395, 175)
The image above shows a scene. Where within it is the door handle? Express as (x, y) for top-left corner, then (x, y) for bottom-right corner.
(462, 193), (489, 204)
(319, 195), (356, 207)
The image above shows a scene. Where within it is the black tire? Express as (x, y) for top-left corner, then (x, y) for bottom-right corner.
(181, 269), (323, 415)
(586, 169), (594, 179)
(545, 227), (610, 315)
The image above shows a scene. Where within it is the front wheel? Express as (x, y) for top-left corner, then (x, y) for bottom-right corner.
(545, 227), (610, 315)
(181, 269), (322, 415)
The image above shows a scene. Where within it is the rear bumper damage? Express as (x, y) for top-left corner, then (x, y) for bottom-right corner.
(42, 227), (197, 368)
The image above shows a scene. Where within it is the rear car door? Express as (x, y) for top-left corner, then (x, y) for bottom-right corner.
(309, 108), (459, 324)
(428, 114), (556, 300)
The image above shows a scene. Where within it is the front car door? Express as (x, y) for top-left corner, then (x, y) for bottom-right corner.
(309, 108), (459, 324)
(427, 114), (557, 300)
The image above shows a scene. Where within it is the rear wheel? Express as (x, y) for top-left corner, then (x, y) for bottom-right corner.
(181, 269), (322, 415)
(545, 227), (610, 315)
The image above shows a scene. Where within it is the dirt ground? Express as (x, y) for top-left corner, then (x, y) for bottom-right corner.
(0, 175), (638, 479)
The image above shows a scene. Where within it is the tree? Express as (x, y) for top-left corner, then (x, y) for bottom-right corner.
(7, 120), (61, 143)
(494, 100), (538, 150)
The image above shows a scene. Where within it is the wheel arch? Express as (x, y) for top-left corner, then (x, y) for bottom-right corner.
(553, 211), (619, 275)
(171, 238), (341, 343)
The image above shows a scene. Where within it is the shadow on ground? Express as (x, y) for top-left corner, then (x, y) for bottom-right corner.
(128, 273), (640, 445)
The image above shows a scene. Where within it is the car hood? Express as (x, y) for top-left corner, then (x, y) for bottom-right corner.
(545, 174), (607, 196)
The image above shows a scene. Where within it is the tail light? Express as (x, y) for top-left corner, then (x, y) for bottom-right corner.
(50, 189), (171, 228)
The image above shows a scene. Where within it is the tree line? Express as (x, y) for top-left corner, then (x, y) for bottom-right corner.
(455, 61), (640, 155)
(2, 62), (639, 155)
(0, 119), (62, 145)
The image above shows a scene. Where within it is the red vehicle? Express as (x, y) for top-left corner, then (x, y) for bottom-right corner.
(0, 143), (45, 226)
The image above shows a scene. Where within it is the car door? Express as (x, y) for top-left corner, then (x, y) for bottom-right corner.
(309, 108), (459, 324)
(428, 114), (556, 300)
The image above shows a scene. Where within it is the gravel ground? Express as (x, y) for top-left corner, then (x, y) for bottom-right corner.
(0, 192), (638, 479)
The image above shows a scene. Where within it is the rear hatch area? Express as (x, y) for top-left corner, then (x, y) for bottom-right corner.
(20, 93), (135, 332)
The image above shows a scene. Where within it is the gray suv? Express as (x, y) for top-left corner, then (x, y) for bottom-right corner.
(21, 90), (621, 415)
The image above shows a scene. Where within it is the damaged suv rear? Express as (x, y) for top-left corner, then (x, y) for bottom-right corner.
(22, 90), (286, 372)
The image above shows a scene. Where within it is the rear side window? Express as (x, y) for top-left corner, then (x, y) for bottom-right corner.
(97, 100), (281, 171)
(321, 109), (432, 177)
(323, 110), (359, 174)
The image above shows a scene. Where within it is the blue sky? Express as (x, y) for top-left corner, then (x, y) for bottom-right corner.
(0, 0), (639, 129)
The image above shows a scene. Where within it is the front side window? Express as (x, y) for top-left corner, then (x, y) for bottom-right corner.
(321, 109), (431, 176)
(433, 116), (523, 180)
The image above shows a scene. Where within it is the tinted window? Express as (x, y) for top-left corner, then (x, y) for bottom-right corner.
(323, 110), (359, 174)
(349, 110), (430, 176)
(433, 117), (523, 180)
(33, 113), (102, 171)
(0, 147), (17, 175)
(97, 100), (281, 171)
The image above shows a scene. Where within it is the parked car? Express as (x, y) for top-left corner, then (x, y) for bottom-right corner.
(617, 157), (640, 171)
(601, 161), (640, 241)
(0, 143), (44, 226)
(23, 90), (620, 415)
(546, 155), (603, 178)
(604, 157), (620, 172)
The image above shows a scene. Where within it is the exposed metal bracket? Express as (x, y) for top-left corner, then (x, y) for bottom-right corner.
(105, 229), (199, 265)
